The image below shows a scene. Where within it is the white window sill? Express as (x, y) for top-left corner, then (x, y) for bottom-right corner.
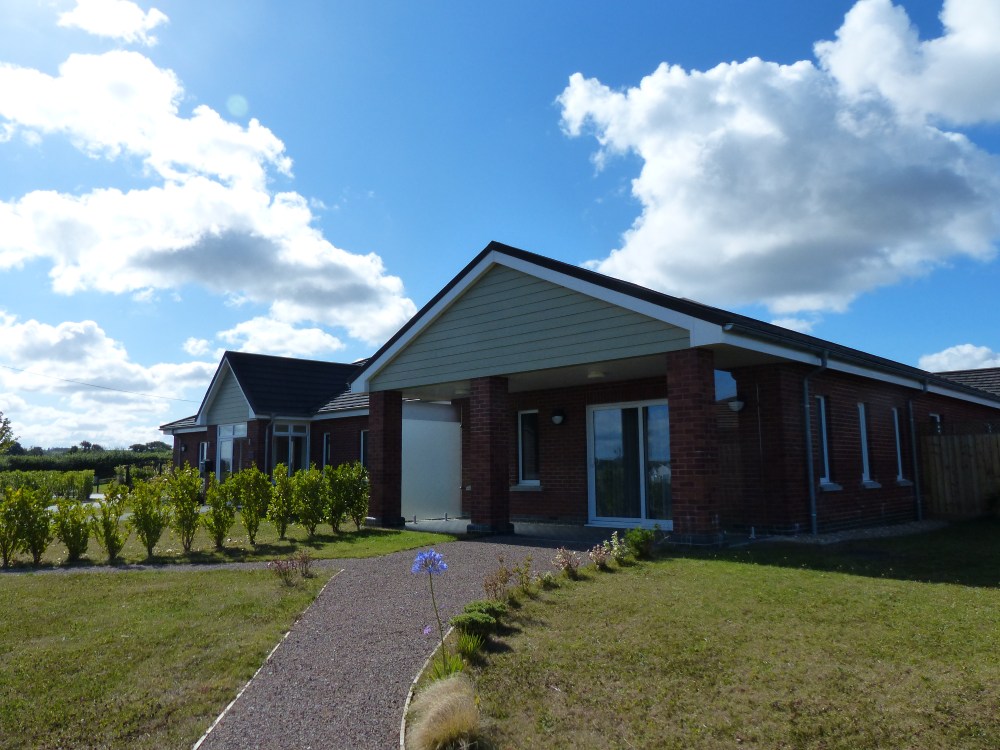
(511, 483), (542, 492)
(861, 480), (882, 490)
(895, 478), (913, 487)
(819, 482), (842, 492)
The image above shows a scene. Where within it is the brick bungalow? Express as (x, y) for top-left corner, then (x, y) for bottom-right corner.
(353, 242), (1000, 541)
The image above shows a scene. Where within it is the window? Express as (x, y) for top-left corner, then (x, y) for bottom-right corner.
(360, 430), (368, 469)
(198, 442), (209, 474)
(322, 433), (331, 469)
(892, 408), (906, 481)
(816, 396), (832, 485)
(518, 411), (540, 484)
(273, 423), (309, 474)
(588, 400), (671, 526)
(217, 423), (247, 480)
(857, 403), (879, 487)
(929, 413), (942, 434)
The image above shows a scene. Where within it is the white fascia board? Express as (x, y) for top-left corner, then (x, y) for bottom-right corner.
(925, 383), (1000, 410)
(352, 251), (503, 392)
(161, 426), (206, 436)
(196, 359), (234, 426)
(312, 408), (369, 420)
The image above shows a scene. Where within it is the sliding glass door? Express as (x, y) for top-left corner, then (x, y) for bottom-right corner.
(588, 401), (671, 527)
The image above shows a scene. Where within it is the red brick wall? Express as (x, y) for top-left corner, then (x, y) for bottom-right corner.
(310, 416), (368, 468)
(171, 431), (206, 470)
(728, 363), (1000, 534)
(367, 391), (403, 525)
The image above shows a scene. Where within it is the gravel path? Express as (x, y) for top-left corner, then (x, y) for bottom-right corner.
(196, 537), (565, 750)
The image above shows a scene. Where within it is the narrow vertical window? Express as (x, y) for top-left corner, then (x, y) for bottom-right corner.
(858, 403), (872, 483)
(816, 396), (831, 484)
(322, 433), (331, 469)
(929, 413), (942, 434)
(198, 442), (209, 474)
(892, 408), (905, 481)
(518, 410), (540, 484)
(360, 430), (369, 469)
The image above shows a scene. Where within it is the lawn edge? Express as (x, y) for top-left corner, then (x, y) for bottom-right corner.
(399, 625), (456, 750)
(191, 567), (345, 750)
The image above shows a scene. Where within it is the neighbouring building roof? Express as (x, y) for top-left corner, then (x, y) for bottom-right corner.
(219, 351), (361, 418)
(160, 415), (199, 432)
(317, 390), (370, 414)
(936, 368), (1000, 398)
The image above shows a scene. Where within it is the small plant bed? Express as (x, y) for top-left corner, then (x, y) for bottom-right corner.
(3, 519), (456, 569)
(469, 522), (1000, 749)
(0, 567), (333, 750)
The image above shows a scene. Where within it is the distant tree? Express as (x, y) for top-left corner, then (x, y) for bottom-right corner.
(91, 444), (105, 453)
(0, 412), (16, 454)
(27, 447), (44, 457)
(129, 443), (148, 453)
(5, 441), (26, 456)
(68, 445), (79, 454)
(145, 441), (169, 452)
(78, 441), (92, 453)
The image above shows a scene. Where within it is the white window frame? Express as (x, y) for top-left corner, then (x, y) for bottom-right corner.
(517, 410), (540, 486)
(273, 422), (310, 474)
(857, 403), (880, 488)
(360, 430), (368, 468)
(892, 408), (905, 481)
(322, 433), (331, 469)
(585, 398), (672, 530)
(816, 396), (832, 484)
(929, 413), (942, 434)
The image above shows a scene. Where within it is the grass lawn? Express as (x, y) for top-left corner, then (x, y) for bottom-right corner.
(0, 567), (333, 750)
(472, 520), (1000, 749)
(9, 517), (456, 568)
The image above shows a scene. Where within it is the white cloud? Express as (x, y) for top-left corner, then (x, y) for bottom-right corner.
(0, 48), (416, 346)
(0, 312), (214, 447)
(919, 344), (1000, 372)
(816, 0), (1000, 125)
(182, 337), (212, 357)
(770, 317), (816, 334)
(58, 0), (168, 47)
(216, 317), (346, 358)
(558, 0), (1000, 319)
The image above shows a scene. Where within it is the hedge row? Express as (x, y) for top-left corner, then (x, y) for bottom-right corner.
(0, 470), (94, 501)
(0, 450), (170, 475)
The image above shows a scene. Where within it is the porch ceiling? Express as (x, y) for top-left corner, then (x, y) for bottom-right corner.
(394, 344), (787, 402)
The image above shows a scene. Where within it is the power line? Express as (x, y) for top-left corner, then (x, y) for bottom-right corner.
(0, 363), (200, 403)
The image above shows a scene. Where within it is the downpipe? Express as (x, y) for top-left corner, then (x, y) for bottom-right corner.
(803, 351), (829, 536)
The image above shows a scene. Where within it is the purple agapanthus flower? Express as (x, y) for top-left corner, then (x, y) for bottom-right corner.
(411, 549), (448, 575)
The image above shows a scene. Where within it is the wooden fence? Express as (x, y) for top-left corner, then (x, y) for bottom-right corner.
(920, 432), (1000, 518)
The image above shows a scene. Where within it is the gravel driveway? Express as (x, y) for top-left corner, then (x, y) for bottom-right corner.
(195, 537), (566, 750)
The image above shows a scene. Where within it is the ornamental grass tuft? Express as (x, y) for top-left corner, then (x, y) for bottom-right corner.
(407, 673), (480, 750)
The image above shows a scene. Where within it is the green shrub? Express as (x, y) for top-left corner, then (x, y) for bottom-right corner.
(93, 482), (129, 562)
(129, 476), (171, 558)
(268, 463), (294, 539)
(426, 650), (465, 682)
(322, 464), (346, 533)
(339, 461), (369, 530)
(201, 473), (236, 550)
(625, 527), (656, 560)
(165, 465), (202, 553)
(449, 611), (497, 639)
(0, 487), (20, 567)
(292, 465), (327, 537)
(463, 599), (508, 621)
(54, 498), (91, 563)
(17, 487), (52, 565)
(230, 466), (271, 545)
(456, 631), (485, 660)
(0, 470), (93, 501)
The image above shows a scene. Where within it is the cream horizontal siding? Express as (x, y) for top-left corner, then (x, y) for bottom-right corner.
(206, 370), (251, 424)
(371, 265), (690, 390)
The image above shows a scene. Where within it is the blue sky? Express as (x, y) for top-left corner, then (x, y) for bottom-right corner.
(1, 0), (999, 448)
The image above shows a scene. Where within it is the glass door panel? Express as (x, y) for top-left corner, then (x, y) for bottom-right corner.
(644, 405), (671, 520)
(591, 402), (671, 523)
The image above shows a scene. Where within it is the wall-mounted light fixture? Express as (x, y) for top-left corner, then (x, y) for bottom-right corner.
(728, 399), (745, 413)
(551, 408), (566, 425)
(180, 444), (187, 453)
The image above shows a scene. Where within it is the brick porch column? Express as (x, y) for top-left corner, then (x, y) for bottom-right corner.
(368, 390), (405, 528)
(467, 376), (515, 534)
(666, 348), (721, 541)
